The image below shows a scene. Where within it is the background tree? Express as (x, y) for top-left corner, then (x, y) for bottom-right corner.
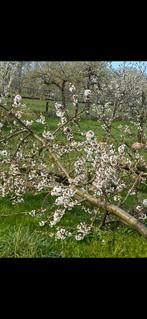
(0, 61), (19, 96)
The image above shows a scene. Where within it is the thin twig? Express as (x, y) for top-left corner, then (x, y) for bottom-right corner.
(41, 191), (52, 211)
(0, 129), (27, 143)
(90, 209), (98, 227)
(121, 172), (142, 205)
(12, 132), (31, 159)
(99, 211), (108, 229)
(53, 108), (85, 136)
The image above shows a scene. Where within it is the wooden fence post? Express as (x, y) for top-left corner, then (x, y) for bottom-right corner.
(46, 101), (49, 114)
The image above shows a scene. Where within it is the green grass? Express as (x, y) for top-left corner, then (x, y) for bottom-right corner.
(23, 98), (49, 113)
(0, 98), (147, 257)
(1, 193), (147, 258)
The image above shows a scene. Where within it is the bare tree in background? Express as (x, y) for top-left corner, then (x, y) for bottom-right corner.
(0, 61), (19, 96)
(28, 62), (73, 116)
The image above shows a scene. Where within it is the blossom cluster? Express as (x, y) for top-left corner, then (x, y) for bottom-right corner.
(36, 114), (46, 125)
(84, 89), (91, 102)
(51, 186), (77, 209)
(13, 94), (22, 107)
(0, 83), (147, 242)
(55, 103), (65, 118)
(42, 130), (54, 141)
(55, 227), (72, 240)
(69, 83), (76, 93)
(75, 222), (92, 241)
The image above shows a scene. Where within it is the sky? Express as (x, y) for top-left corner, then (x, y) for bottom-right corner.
(111, 61), (147, 69)
(112, 62), (125, 69)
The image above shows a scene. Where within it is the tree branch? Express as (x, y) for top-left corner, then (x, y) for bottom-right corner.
(12, 132), (31, 160)
(74, 188), (147, 238)
(53, 108), (85, 136)
(121, 173), (142, 205)
(0, 129), (28, 143)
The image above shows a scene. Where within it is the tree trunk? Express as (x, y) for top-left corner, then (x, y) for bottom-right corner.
(61, 80), (69, 119)
(16, 62), (24, 94)
(74, 102), (79, 118)
(137, 113), (144, 143)
(75, 188), (147, 238)
(45, 101), (49, 114)
(61, 81), (66, 110)
(137, 91), (145, 143)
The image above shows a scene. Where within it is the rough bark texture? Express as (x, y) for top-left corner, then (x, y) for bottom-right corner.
(75, 188), (147, 237)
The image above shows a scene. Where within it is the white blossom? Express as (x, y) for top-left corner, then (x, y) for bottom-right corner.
(39, 221), (46, 227)
(75, 233), (85, 241)
(118, 144), (126, 155)
(55, 228), (72, 240)
(86, 130), (95, 141)
(50, 208), (65, 227)
(55, 103), (65, 118)
(69, 84), (76, 93)
(0, 150), (7, 157)
(143, 199), (147, 207)
(23, 120), (33, 127)
(13, 94), (22, 107)
(51, 186), (64, 196)
(36, 114), (46, 124)
(136, 206), (142, 212)
(84, 89), (91, 98)
(42, 130), (54, 140)
(28, 210), (36, 217)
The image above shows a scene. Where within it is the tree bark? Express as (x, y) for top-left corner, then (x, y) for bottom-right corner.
(61, 80), (66, 109)
(75, 188), (147, 238)
(45, 101), (49, 114)
(137, 91), (145, 143)
(99, 211), (108, 229)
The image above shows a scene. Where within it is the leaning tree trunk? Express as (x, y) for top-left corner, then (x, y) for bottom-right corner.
(74, 188), (147, 238)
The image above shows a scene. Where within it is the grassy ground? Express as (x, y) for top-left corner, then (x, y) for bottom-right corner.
(0, 98), (147, 257)
(1, 192), (147, 258)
